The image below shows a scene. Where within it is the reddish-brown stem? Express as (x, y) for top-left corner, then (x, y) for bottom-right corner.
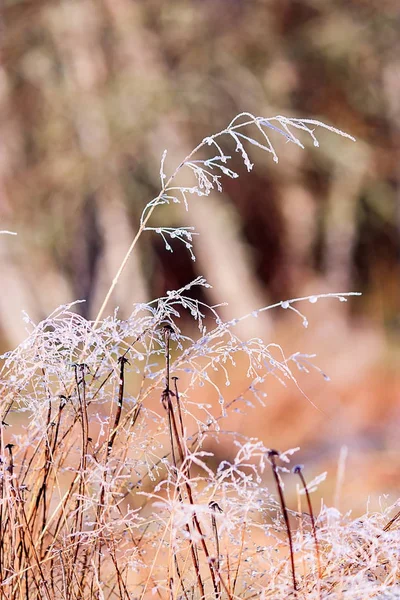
(269, 450), (297, 592)
(383, 509), (400, 532)
(293, 465), (322, 582)
(209, 501), (223, 598)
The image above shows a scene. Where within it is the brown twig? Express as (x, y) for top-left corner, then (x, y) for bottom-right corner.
(293, 464), (322, 583)
(383, 509), (400, 533)
(269, 450), (297, 593)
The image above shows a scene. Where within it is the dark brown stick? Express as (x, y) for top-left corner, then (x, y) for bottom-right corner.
(293, 465), (321, 581)
(269, 450), (297, 592)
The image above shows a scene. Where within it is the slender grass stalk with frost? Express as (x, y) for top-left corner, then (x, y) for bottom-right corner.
(0, 113), (399, 599)
(93, 112), (355, 327)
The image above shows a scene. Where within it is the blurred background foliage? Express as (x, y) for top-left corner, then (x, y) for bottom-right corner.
(1, 0), (399, 509)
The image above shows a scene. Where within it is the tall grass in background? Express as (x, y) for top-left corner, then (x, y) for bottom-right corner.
(0, 114), (398, 599)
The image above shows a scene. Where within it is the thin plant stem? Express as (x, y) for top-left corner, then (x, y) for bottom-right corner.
(293, 465), (322, 585)
(209, 501), (223, 599)
(269, 450), (297, 593)
(383, 509), (400, 532)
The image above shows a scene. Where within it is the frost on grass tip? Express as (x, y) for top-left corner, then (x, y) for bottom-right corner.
(138, 112), (355, 264)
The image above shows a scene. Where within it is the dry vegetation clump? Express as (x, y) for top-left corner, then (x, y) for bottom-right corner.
(0, 115), (398, 599)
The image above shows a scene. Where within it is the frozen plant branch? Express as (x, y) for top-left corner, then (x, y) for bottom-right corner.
(93, 112), (355, 328)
